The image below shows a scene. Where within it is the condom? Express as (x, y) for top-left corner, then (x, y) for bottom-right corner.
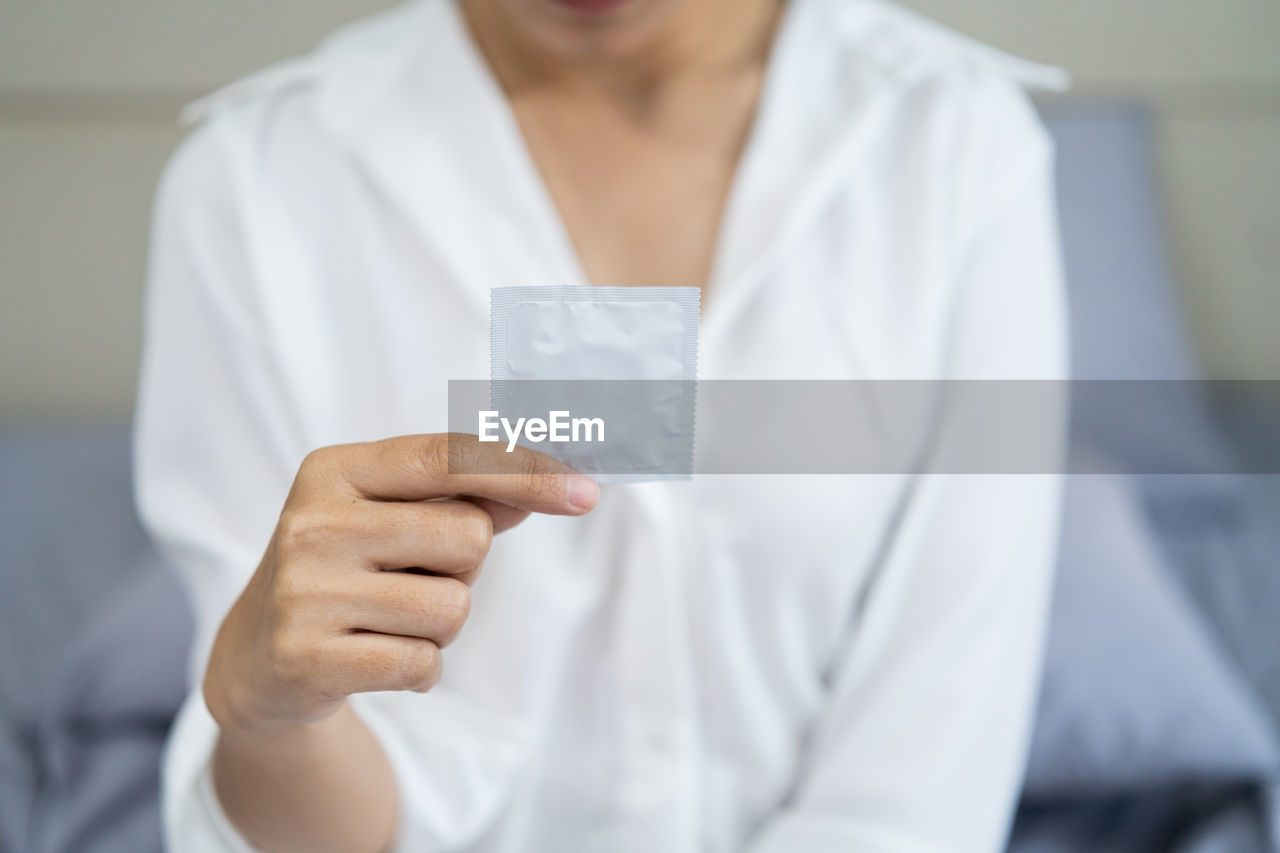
(488, 286), (700, 481)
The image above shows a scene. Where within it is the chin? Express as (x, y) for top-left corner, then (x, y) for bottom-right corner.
(496, 0), (690, 59)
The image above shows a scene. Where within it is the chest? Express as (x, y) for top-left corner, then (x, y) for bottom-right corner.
(507, 76), (763, 290)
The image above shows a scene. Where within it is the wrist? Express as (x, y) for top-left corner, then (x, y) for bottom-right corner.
(213, 697), (354, 754)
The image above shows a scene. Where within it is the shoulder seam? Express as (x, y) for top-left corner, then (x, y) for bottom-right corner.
(847, 0), (1070, 92)
(179, 58), (321, 128)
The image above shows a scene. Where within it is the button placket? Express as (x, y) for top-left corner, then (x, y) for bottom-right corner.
(609, 484), (701, 852)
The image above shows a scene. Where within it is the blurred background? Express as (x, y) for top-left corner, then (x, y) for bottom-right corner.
(1, 0), (1279, 423)
(2, 2), (1279, 853)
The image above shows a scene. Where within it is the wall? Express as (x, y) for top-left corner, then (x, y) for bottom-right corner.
(0, 0), (393, 423)
(1, 0), (1277, 423)
(897, 1), (1280, 381)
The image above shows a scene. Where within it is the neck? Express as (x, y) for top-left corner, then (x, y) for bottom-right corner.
(462, 0), (783, 102)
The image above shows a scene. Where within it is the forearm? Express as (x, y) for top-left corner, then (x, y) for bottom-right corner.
(213, 702), (398, 853)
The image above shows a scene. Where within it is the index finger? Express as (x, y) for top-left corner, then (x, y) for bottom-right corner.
(331, 433), (599, 515)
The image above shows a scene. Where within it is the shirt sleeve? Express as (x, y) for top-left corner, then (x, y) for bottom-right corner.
(134, 119), (308, 853)
(745, 83), (1069, 853)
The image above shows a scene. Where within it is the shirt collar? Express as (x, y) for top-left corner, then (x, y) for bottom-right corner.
(268, 0), (1064, 331)
(316, 0), (588, 320)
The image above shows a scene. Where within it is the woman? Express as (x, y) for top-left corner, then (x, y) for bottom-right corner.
(135, 0), (1068, 850)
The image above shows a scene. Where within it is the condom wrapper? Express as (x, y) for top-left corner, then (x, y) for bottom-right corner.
(477, 286), (699, 481)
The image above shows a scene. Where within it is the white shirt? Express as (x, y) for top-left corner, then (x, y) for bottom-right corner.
(135, 1), (1069, 850)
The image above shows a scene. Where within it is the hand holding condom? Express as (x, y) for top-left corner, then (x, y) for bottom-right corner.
(203, 434), (599, 732)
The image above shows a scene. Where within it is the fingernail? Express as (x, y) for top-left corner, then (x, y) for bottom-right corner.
(566, 475), (599, 511)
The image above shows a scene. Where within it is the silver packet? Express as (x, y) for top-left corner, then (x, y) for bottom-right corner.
(487, 286), (700, 481)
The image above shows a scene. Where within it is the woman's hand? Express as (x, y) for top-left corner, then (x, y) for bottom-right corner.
(199, 434), (597, 853)
(204, 433), (599, 733)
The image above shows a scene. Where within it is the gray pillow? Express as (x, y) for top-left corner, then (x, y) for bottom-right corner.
(0, 426), (191, 728)
(1041, 103), (1238, 485)
(39, 557), (191, 726)
(1024, 471), (1279, 795)
(0, 427), (162, 721)
(0, 427), (190, 853)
